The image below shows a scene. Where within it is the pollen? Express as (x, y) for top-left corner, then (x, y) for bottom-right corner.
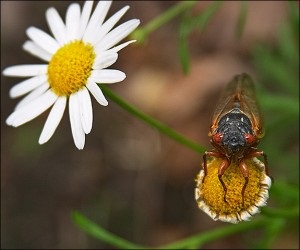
(47, 40), (96, 96)
(195, 157), (271, 223)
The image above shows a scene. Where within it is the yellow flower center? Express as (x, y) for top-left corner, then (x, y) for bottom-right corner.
(200, 158), (263, 214)
(47, 40), (96, 96)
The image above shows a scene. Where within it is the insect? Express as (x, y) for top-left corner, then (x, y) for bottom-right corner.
(203, 73), (271, 205)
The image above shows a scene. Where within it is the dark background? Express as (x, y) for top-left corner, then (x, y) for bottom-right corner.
(1, 1), (298, 249)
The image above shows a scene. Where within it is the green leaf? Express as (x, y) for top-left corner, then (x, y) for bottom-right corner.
(235, 1), (248, 38)
(178, 1), (223, 73)
(288, 0), (300, 36)
(178, 37), (190, 74)
(253, 45), (298, 96)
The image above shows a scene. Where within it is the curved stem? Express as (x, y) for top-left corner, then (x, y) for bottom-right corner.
(159, 218), (267, 249)
(131, 1), (198, 43)
(71, 211), (146, 249)
(100, 85), (205, 154)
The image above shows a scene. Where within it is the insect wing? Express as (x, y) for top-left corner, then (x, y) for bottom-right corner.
(238, 74), (264, 138)
(209, 74), (264, 138)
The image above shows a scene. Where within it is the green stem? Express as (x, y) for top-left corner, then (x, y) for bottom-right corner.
(71, 211), (146, 249)
(72, 210), (279, 250)
(260, 218), (285, 249)
(158, 218), (268, 249)
(235, 1), (248, 38)
(100, 86), (205, 154)
(131, 1), (198, 43)
(261, 206), (299, 218)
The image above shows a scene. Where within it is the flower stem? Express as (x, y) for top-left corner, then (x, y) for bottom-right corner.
(100, 86), (205, 154)
(72, 210), (280, 249)
(71, 211), (146, 249)
(159, 218), (268, 249)
(131, 1), (198, 44)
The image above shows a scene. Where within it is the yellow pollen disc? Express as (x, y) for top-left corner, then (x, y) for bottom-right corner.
(199, 158), (263, 214)
(47, 40), (96, 96)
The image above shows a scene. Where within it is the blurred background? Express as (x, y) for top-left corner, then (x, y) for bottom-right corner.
(1, 1), (299, 249)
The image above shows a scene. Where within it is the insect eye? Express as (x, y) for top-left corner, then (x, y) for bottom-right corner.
(213, 133), (223, 144)
(244, 134), (255, 144)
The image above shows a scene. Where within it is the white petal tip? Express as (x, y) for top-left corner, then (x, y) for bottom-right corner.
(76, 145), (84, 150)
(38, 135), (50, 145)
(6, 116), (15, 126)
(6, 120), (13, 126)
(38, 139), (46, 145)
(132, 19), (141, 28)
(2, 67), (12, 76)
(83, 125), (92, 134)
(120, 73), (126, 81)
(102, 101), (108, 106)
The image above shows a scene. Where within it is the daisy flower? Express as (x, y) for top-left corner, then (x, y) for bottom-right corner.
(195, 157), (272, 223)
(3, 1), (140, 149)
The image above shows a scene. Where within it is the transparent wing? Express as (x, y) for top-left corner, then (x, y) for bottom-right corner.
(210, 73), (264, 138)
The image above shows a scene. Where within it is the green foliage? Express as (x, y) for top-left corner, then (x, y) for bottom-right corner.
(235, 1), (248, 38)
(252, 0), (299, 185)
(131, 1), (198, 45)
(178, 1), (223, 73)
(71, 211), (146, 249)
(71, 210), (281, 249)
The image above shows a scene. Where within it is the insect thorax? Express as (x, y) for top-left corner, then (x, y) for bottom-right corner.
(216, 108), (253, 155)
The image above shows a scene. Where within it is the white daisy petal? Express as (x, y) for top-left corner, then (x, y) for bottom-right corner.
(15, 83), (49, 110)
(83, 1), (112, 43)
(90, 69), (126, 83)
(3, 65), (48, 77)
(69, 93), (85, 150)
(79, 1), (94, 38)
(6, 89), (57, 127)
(86, 81), (108, 106)
(46, 7), (68, 45)
(78, 87), (93, 134)
(26, 27), (59, 54)
(39, 96), (67, 144)
(107, 40), (136, 53)
(94, 5), (130, 45)
(95, 19), (140, 52)
(23, 41), (52, 62)
(93, 51), (118, 69)
(66, 3), (81, 40)
(9, 74), (48, 98)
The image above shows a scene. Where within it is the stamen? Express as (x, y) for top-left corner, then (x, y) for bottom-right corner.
(47, 40), (96, 96)
(195, 158), (271, 223)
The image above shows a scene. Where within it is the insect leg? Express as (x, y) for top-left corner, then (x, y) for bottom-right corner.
(203, 154), (208, 177)
(217, 159), (230, 203)
(239, 160), (249, 207)
(203, 151), (222, 176)
(247, 150), (274, 183)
